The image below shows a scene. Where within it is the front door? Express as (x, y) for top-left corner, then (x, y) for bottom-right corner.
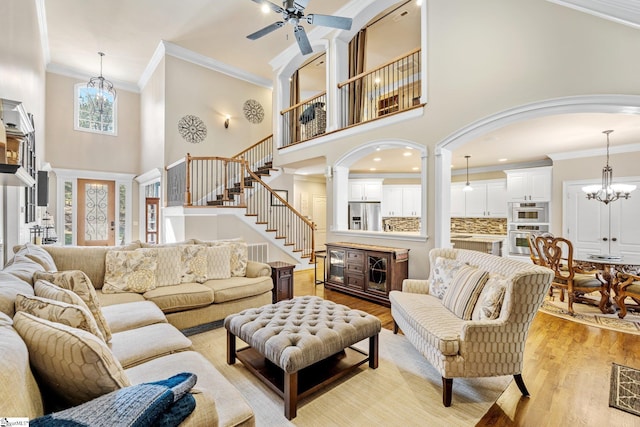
(77, 179), (116, 246)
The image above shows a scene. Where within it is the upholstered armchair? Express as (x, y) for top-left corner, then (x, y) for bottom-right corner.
(615, 271), (640, 318)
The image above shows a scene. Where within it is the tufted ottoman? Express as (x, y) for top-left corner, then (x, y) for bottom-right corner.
(225, 295), (381, 419)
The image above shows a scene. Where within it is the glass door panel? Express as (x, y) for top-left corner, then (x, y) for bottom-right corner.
(367, 254), (388, 293)
(328, 249), (345, 283)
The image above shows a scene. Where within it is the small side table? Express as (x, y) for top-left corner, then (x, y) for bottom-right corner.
(268, 261), (295, 303)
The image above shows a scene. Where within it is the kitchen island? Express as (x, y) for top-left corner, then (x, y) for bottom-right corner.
(450, 234), (506, 256)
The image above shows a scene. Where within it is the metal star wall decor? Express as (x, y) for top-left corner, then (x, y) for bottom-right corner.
(178, 115), (207, 143)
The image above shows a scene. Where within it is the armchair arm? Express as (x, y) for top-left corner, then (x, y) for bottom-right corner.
(401, 279), (430, 294)
(617, 271), (640, 291)
(245, 261), (271, 278)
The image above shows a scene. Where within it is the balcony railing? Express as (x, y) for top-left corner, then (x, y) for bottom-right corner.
(338, 48), (421, 127)
(281, 92), (327, 147)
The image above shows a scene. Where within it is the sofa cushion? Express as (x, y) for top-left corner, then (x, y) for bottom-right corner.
(472, 275), (508, 321)
(0, 271), (35, 317)
(389, 291), (463, 356)
(34, 270), (112, 342)
(109, 323), (192, 368)
(96, 289), (147, 307)
(30, 372), (197, 427)
(101, 301), (167, 333)
(13, 311), (131, 407)
(207, 245), (231, 279)
(3, 254), (45, 285)
(14, 243), (58, 272)
(40, 246), (109, 289)
(103, 249), (158, 294)
(180, 245), (208, 284)
(0, 312), (44, 419)
(441, 266), (490, 320)
(429, 256), (466, 299)
(202, 276), (273, 303)
(155, 246), (183, 287)
(15, 293), (105, 341)
(143, 283), (214, 313)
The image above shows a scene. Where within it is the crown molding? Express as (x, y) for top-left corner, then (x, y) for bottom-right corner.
(35, 0), (50, 65)
(547, 0), (640, 30)
(548, 142), (640, 161)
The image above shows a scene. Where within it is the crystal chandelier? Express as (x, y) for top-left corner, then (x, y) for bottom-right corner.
(582, 130), (636, 204)
(87, 52), (116, 115)
(463, 155), (473, 192)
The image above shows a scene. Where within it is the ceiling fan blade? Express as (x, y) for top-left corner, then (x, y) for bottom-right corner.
(293, 0), (311, 10)
(306, 14), (352, 30)
(247, 21), (285, 40)
(250, 0), (283, 13)
(294, 25), (313, 55)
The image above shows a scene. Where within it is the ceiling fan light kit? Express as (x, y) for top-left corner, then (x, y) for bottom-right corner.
(247, 0), (353, 55)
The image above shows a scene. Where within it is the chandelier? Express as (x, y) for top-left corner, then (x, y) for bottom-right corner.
(582, 130), (636, 204)
(463, 155), (473, 192)
(87, 52), (116, 115)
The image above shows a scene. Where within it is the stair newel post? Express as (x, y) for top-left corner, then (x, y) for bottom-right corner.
(185, 153), (192, 206)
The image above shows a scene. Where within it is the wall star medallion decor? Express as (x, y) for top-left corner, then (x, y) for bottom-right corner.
(178, 115), (207, 144)
(243, 99), (264, 124)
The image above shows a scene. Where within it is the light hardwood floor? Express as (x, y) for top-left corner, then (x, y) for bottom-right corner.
(294, 265), (640, 427)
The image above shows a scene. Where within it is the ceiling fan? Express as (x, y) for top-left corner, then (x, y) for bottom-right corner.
(247, 0), (353, 55)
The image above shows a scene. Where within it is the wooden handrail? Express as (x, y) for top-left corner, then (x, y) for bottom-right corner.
(337, 47), (421, 89)
(280, 91), (327, 115)
(187, 155), (245, 163)
(243, 161), (315, 229)
(233, 134), (273, 159)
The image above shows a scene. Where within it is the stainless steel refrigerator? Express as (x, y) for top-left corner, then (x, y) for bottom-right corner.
(348, 202), (382, 231)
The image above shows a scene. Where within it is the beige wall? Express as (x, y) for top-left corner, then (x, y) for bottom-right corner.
(44, 73), (141, 174)
(140, 57), (166, 173)
(163, 56), (273, 165)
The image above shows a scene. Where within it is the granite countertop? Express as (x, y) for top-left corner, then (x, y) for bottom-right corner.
(450, 234), (506, 243)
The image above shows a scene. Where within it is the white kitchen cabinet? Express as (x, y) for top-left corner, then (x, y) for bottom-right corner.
(505, 167), (551, 202)
(382, 185), (421, 217)
(565, 180), (640, 258)
(349, 180), (383, 201)
(451, 179), (507, 218)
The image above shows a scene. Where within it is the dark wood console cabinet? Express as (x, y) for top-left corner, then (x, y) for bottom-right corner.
(325, 242), (409, 306)
(268, 261), (294, 303)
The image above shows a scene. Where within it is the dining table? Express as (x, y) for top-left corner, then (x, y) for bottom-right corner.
(574, 253), (640, 314)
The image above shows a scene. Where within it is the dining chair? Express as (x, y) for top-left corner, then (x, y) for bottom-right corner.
(529, 232), (557, 298)
(614, 271), (640, 319)
(536, 235), (608, 315)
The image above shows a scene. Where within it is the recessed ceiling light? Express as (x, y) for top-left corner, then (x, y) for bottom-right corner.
(403, 152), (413, 157)
(370, 167), (376, 171)
(498, 158), (508, 162)
(373, 157), (381, 162)
(375, 147), (381, 151)
(405, 146), (413, 150)
(261, 4), (270, 13)
(412, 167), (419, 171)
(416, 0), (423, 6)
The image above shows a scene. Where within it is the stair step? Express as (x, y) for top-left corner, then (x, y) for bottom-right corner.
(228, 187), (243, 194)
(265, 228), (277, 232)
(217, 194), (234, 201)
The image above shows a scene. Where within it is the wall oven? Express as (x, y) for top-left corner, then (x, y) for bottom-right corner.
(511, 202), (549, 223)
(508, 224), (549, 256)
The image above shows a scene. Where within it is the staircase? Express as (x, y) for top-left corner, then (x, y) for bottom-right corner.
(166, 136), (315, 264)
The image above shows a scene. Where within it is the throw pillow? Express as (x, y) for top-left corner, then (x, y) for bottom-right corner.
(34, 270), (112, 342)
(103, 249), (158, 294)
(15, 293), (105, 341)
(429, 257), (466, 299)
(207, 245), (231, 280)
(180, 245), (208, 284)
(441, 265), (490, 320)
(29, 372), (197, 427)
(14, 243), (58, 272)
(0, 271), (34, 318)
(208, 240), (248, 277)
(3, 254), (46, 285)
(472, 275), (508, 321)
(154, 246), (183, 287)
(13, 311), (131, 407)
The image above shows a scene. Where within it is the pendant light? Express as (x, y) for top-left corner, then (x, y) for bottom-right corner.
(463, 155), (473, 192)
(87, 52), (116, 115)
(582, 130), (635, 204)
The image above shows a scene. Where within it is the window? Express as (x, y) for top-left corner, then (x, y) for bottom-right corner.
(74, 83), (117, 135)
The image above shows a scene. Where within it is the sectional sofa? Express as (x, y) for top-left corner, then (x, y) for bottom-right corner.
(0, 240), (275, 426)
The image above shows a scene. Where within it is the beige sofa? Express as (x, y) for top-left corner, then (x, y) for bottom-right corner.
(0, 240), (275, 425)
(389, 248), (553, 407)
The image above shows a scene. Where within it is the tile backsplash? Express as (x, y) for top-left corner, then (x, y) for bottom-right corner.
(451, 217), (507, 235)
(383, 217), (420, 232)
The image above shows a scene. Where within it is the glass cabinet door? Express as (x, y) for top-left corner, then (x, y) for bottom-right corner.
(328, 249), (345, 283)
(367, 253), (388, 293)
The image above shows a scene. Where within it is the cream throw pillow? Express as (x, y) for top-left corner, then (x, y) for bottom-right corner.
(441, 266), (490, 320)
(154, 246), (182, 287)
(472, 275), (508, 321)
(206, 245), (231, 280)
(208, 240), (248, 277)
(15, 293), (105, 341)
(103, 248), (158, 294)
(429, 257), (466, 299)
(180, 245), (208, 284)
(14, 243), (57, 272)
(13, 312), (131, 407)
(34, 270), (112, 342)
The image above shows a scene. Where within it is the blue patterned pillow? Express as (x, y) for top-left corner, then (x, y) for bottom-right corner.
(30, 372), (197, 427)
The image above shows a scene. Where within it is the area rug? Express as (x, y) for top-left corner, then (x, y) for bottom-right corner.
(610, 363), (640, 417)
(189, 328), (511, 426)
(538, 293), (640, 335)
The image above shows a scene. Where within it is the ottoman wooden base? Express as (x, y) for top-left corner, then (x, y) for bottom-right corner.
(227, 330), (378, 420)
